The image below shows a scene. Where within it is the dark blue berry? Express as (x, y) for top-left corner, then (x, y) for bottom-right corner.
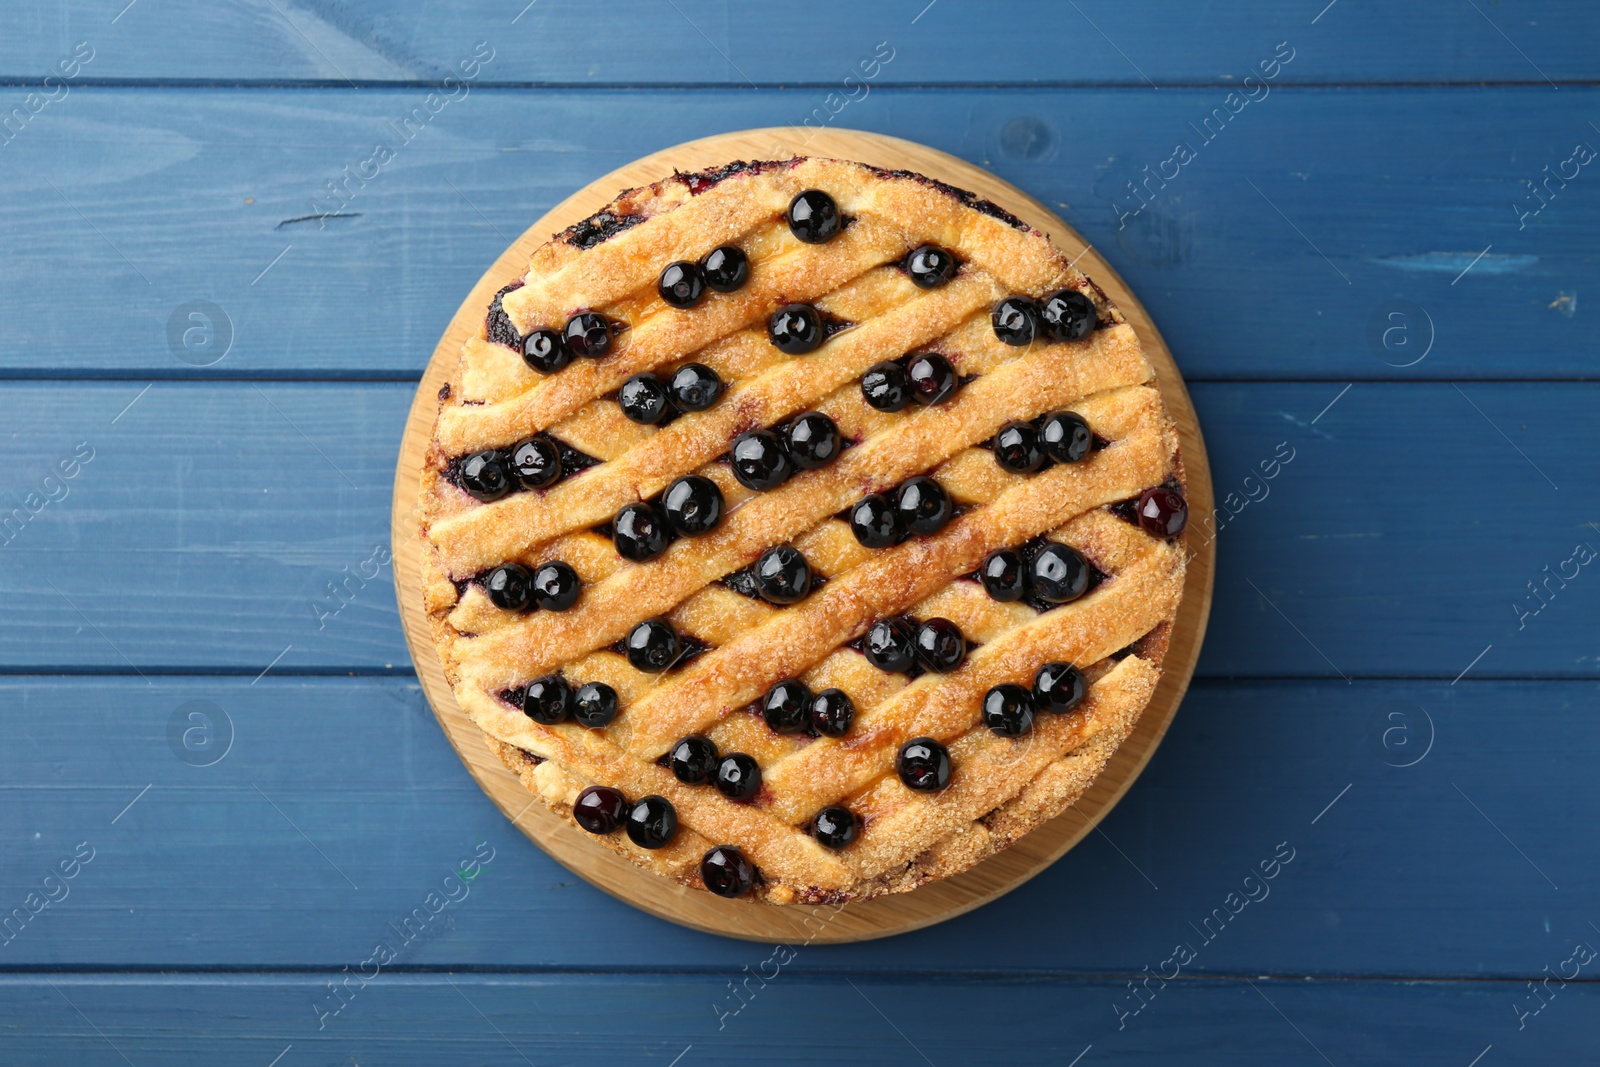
(809, 688), (855, 737)
(731, 430), (794, 491)
(484, 563), (535, 612)
(755, 546), (811, 605)
(1041, 288), (1098, 341)
(510, 437), (562, 489)
(897, 476), (952, 536)
(659, 261), (706, 309)
(670, 735), (719, 784)
(907, 353), (958, 405)
(1031, 543), (1090, 603)
(864, 616), (918, 674)
(701, 845), (755, 897)
(850, 494), (903, 548)
(613, 502), (671, 562)
(862, 362), (912, 412)
(716, 753), (762, 802)
(906, 245), (956, 289)
(768, 304), (823, 354)
(914, 618), (967, 673)
(460, 450), (511, 502)
(1040, 411), (1092, 464)
(762, 680), (813, 734)
(993, 421), (1044, 473)
(787, 190), (842, 244)
(992, 296), (1041, 346)
(573, 785), (627, 834)
(626, 795), (678, 849)
(531, 561), (580, 611)
(522, 328), (570, 373)
(661, 475), (724, 536)
(1034, 662), (1086, 713)
(897, 737), (952, 792)
(564, 312), (613, 358)
(812, 806), (860, 850)
(783, 412), (840, 470)
(619, 374), (672, 425)
(669, 363), (723, 411)
(701, 246), (749, 292)
(983, 684), (1035, 737)
(573, 681), (619, 727)
(979, 550), (1028, 602)
(522, 675), (571, 724)
(1137, 487), (1188, 537)
(626, 618), (682, 673)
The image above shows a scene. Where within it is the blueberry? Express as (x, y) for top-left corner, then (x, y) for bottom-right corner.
(982, 684), (1035, 737)
(979, 549), (1028, 602)
(564, 312), (614, 358)
(669, 363), (723, 412)
(762, 679), (813, 734)
(670, 735), (719, 784)
(484, 563), (535, 612)
(905, 245), (956, 289)
(700, 844), (755, 897)
(613, 501), (671, 562)
(914, 618), (967, 673)
(992, 296), (1042, 346)
(531, 560), (581, 611)
(907, 353), (958, 405)
(768, 304), (823, 354)
(810, 688), (855, 737)
(993, 421), (1044, 473)
(509, 437), (562, 489)
(658, 261), (707, 309)
(661, 475), (724, 536)
(626, 618), (682, 673)
(897, 737), (952, 792)
(1031, 542), (1090, 603)
(701, 246), (749, 292)
(619, 374), (672, 425)
(1033, 662), (1086, 713)
(716, 753), (762, 802)
(1137, 487), (1188, 537)
(863, 616), (918, 674)
(522, 328), (570, 373)
(1040, 288), (1098, 341)
(861, 361), (912, 412)
(755, 546), (811, 605)
(626, 795), (679, 849)
(1040, 411), (1092, 464)
(573, 681), (619, 727)
(850, 494), (903, 548)
(812, 806), (860, 850)
(731, 430), (794, 491)
(521, 675), (571, 725)
(460, 450), (511, 502)
(783, 412), (840, 470)
(573, 785), (627, 834)
(896, 476), (953, 537)
(787, 189), (842, 244)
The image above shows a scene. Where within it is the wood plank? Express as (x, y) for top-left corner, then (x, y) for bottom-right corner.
(2, 381), (1593, 676)
(0, 973), (1590, 1065)
(1, 676), (1593, 976)
(2, 1), (1595, 85)
(0, 88), (1595, 379)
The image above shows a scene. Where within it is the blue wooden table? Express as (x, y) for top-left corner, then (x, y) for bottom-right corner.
(3, 2), (1597, 1063)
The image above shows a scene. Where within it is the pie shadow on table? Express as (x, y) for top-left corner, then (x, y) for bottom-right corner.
(391, 127), (1215, 944)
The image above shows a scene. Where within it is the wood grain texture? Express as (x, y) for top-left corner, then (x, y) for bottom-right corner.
(389, 127), (1214, 941)
(2, 1), (1594, 85)
(0, 88), (1595, 379)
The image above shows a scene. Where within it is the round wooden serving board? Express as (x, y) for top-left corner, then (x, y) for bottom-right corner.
(392, 127), (1214, 943)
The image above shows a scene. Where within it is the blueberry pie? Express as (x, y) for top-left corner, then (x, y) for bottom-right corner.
(418, 158), (1188, 904)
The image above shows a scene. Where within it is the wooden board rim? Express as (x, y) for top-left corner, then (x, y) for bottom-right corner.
(390, 127), (1215, 943)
